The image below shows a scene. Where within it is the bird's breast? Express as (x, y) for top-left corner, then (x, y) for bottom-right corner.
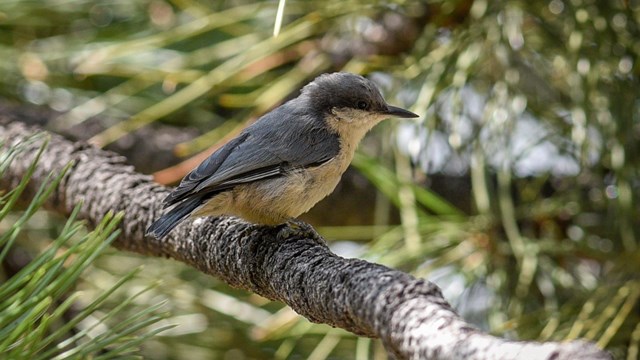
(273, 144), (351, 215)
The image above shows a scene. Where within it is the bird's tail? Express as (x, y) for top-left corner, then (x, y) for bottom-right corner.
(146, 196), (203, 239)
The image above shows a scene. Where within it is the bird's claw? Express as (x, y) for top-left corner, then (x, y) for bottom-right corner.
(276, 220), (319, 242)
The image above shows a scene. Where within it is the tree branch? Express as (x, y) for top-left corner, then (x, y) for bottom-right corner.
(0, 118), (610, 360)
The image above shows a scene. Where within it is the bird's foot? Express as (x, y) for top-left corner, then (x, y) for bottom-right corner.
(276, 219), (321, 243)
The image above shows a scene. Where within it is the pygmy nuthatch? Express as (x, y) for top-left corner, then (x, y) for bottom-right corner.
(147, 72), (419, 238)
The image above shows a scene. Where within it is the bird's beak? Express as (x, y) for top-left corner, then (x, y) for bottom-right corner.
(384, 104), (419, 118)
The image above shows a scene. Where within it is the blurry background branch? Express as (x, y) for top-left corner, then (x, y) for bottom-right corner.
(0, 120), (612, 360)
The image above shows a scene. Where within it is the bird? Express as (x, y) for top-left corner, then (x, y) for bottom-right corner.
(146, 72), (419, 239)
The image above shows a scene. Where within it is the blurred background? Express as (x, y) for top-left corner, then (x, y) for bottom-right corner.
(0, 0), (639, 359)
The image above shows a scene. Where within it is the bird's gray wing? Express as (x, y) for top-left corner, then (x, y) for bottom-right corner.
(163, 108), (340, 208)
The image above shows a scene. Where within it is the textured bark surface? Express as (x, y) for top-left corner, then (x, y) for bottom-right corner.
(0, 119), (611, 360)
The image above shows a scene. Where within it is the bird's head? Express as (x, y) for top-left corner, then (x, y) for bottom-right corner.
(301, 72), (418, 133)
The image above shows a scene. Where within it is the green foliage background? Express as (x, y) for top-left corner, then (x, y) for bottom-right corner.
(0, 136), (169, 359)
(0, 0), (638, 359)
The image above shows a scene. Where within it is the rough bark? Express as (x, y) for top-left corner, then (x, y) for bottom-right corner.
(0, 119), (610, 360)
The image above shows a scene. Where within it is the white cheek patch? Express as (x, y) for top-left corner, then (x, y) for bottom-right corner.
(331, 108), (370, 123)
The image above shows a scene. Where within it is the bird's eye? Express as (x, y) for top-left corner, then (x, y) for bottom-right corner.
(357, 101), (369, 110)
